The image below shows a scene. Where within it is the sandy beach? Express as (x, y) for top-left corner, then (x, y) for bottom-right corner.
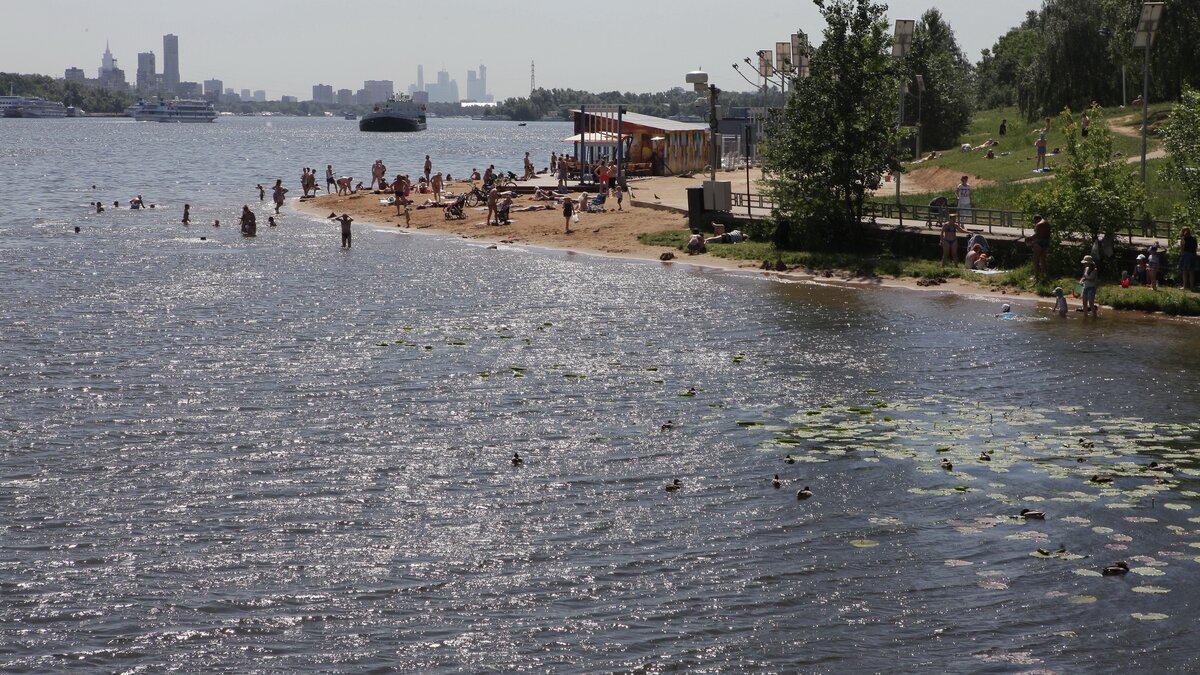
(295, 174), (1037, 307)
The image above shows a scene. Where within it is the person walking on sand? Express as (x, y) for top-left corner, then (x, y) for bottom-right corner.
(940, 212), (967, 265)
(562, 193), (575, 234)
(424, 155), (432, 181)
(330, 212), (353, 248)
(1026, 215), (1051, 280)
(550, 152), (557, 176)
(486, 187), (499, 226)
(1080, 255), (1099, 315)
(182, 203), (190, 225)
(557, 157), (568, 192)
(432, 172), (443, 203)
(326, 165), (335, 193)
(272, 179), (287, 214)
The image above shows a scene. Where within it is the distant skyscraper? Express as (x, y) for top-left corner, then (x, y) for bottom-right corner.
(253, 90), (266, 102)
(137, 52), (157, 92)
(425, 69), (459, 103)
(177, 81), (201, 97)
(362, 80), (394, 104)
(64, 67), (86, 83)
(162, 34), (179, 93)
(312, 84), (334, 103)
(417, 65), (424, 92)
(203, 79), (223, 101)
(465, 63), (491, 101)
(336, 88), (354, 106)
(96, 43), (128, 92)
(240, 89), (251, 101)
(99, 42), (116, 79)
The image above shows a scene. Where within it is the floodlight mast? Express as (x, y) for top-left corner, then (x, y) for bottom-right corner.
(1134, 2), (1165, 183)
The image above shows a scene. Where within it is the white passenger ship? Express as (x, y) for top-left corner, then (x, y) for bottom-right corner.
(125, 98), (218, 123)
(0, 96), (68, 118)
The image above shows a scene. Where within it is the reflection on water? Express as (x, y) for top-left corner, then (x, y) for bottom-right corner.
(1, 118), (1198, 672)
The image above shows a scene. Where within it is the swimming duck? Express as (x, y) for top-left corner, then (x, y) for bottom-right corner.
(665, 478), (682, 492)
(1019, 508), (1045, 520)
(1147, 461), (1176, 473)
(796, 486), (813, 500)
(511, 452), (524, 466)
(941, 459), (953, 471)
(784, 455), (796, 464)
(978, 452), (991, 462)
(1089, 474), (1113, 484)
(1102, 561), (1130, 576)
(772, 474), (783, 489)
(661, 420), (674, 431)
(1078, 438), (1095, 449)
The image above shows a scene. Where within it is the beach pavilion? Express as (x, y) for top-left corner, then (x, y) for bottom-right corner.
(567, 108), (709, 177)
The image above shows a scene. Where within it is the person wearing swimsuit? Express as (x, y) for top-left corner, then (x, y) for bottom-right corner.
(941, 212), (967, 265)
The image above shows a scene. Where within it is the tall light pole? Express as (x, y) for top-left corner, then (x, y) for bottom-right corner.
(915, 74), (925, 160)
(686, 70), (719, 183)
(893, 19), (916, 207)
(1134, 2), (1165, 184)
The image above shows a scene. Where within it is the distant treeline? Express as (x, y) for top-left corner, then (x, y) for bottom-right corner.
(491, 87), (786, 122)
(0, 73), (134, 114)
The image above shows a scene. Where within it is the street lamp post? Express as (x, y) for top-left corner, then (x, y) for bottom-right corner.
(1134, 2), (1164, 184)
(915, 74), (925, 160)
(686, 70), (719, 183)
(893, 20), (916, 214)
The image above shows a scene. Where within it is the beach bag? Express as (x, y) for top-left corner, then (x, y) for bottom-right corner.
(572, 213), (580, 224)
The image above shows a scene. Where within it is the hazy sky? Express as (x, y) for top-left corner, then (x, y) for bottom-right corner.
(2, 0), (1041, 101)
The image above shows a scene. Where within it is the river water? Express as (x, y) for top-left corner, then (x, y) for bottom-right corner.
(1, 117), (1199, 672)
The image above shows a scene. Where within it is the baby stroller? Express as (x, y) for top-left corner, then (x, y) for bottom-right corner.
(444, 194), (467, 220)
(495, 199), (512, 224)
(585, 192), (607, 213)
(926, 196), (948, 228)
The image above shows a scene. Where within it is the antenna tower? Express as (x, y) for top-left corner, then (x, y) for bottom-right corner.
(530, 60), (535, 94)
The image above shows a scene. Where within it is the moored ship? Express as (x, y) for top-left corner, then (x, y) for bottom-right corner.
(0, 96), (68, 118)
(359, 94), (426, 132)
(125, 98), (218, 123)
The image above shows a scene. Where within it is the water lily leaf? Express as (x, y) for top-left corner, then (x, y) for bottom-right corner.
(1131, 586), (1171, 594)
(1131, 612), (1169, 621)
(1069, 595), (1097, 604)
(1131, 567), (1166, 576)
(944, 559), (974, 567)
(1073, 569), (1103, 577)
(850, 539), (879, 548)
(1164, 503), (1192, 511)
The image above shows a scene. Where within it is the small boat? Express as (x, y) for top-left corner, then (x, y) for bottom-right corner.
(517, 122), (527, 126)
(343, 112), (356, 120)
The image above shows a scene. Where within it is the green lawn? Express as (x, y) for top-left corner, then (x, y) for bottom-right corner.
(899, 104), (1184, 220)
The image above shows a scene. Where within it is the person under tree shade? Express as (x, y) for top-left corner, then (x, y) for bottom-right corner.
(999, 119), (1007, 136)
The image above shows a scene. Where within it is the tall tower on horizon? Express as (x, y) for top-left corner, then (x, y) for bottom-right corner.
(417, 65), (424, 92)
(99, 42), (115, 78)
(136, 51), (156, 92)
(162, 34), (180, 93)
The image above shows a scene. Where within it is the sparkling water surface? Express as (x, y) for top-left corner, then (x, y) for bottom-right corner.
(1, 117), (1199, 672)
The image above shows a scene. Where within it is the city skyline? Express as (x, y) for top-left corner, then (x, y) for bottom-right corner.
(3, 0), (1043, 100)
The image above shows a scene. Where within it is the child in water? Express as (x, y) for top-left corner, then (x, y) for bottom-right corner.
(1053, 287), (1068, 317)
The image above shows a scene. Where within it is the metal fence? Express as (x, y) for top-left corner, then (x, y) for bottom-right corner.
(727, 192), (1175, 244)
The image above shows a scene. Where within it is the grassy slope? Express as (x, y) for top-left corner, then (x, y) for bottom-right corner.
(903, 105), (1183, 219)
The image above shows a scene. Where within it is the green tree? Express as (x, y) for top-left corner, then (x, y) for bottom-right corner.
(759, 0), (899, 250)
(1023, 0), (1119, 120)
(904, 8), (974, 150)
(1161, 86), (1200, 226)
(975, 12), (1040, 109)
(1018, 106), (1146, 276)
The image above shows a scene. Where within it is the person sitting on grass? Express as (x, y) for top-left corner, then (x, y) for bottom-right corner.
(704, 229), (747, 244)
(686, 229), (706, 255)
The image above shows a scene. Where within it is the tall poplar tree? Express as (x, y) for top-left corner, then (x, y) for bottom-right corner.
(759, 0), (899, 250)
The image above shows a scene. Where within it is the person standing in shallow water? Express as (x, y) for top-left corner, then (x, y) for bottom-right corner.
(182, 204), (190, 225)
(272, 179), (287, 214)
(331, 213), (353, 248)
(424, 155), (432, 181)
